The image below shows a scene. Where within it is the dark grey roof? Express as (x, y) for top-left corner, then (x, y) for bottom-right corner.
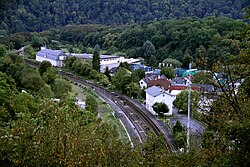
(193, 84), (215, 92)
(145, 86), (164, 97)
(143, 74), (167, 83)
(170, 77), (186, 85)
(36, 49), (66, 60)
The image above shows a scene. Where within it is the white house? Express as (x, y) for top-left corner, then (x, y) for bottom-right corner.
(145, 84), (201, 116)
(36, 47), (67, 67)
(145, 86), (173, 116)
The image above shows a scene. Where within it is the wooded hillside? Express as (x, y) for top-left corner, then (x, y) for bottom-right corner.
(4, 17), (243, 69)
(0, 0), (247, 33)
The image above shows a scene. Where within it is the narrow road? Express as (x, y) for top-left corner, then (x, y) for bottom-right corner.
(170, 106), (205, 135)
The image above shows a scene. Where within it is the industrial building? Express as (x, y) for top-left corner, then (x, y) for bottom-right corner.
(36, 47), (67, 67)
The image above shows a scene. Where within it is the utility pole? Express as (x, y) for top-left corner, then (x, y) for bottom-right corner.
(187, 62), (192, 153)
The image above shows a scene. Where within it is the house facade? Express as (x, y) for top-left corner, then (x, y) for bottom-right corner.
(145, 84), (201, 116)
(36, 47), (67, 67)
(145, 86), (173, 116)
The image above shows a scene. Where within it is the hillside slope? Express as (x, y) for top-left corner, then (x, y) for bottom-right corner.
(0, 0), (248, 33)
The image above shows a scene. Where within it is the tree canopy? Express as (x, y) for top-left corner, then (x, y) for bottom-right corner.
(152, 102), (169, 116)
(0, 0), (247, 33)
(160, 67), (175, 79)
(1, 17), (246, 70)
(173, 90), (200, 114)
(92, 44), (101, 72)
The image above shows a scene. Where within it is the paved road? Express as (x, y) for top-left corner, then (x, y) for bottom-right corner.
(170, 107), (205, 135)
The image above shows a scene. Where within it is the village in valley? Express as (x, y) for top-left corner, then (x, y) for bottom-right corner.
(34, 45), (240, 135)
(1, 0), (249, 165)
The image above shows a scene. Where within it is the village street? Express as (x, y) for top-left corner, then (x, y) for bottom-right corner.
(170, 106), (205, 135)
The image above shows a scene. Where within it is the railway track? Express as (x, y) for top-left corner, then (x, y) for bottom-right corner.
(60, 72), (175, 151)
(25, 59), (175, 151)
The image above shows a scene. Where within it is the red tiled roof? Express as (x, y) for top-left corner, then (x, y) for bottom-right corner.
(148, 79), (170, 90)
(169, 85), (200, 93)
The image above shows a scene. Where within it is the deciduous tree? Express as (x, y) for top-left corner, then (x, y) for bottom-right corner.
(52, 78), (71, 98)
(38, 83), (54, 98)
(160, 67), (175, 79)
(86, 94), (98, 114)
(112, 67), (132, 93)
(173, 90), (200, 114)
(182, 54), (193, 69)
(152, 102), (169, 116)
(39, 60), (52, 75)
(142, 40), (156, 60)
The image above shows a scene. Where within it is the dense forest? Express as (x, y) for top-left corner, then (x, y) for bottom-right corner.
(0, 0), (248, 33)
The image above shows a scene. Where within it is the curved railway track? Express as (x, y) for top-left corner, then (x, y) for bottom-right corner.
(25, 59), (176, 151)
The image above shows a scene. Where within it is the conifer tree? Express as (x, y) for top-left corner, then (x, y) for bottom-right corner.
(92, 44), (100, 72)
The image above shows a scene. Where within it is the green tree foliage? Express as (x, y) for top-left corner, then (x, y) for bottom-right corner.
(173, 90), (200, 114)
(125, 82), (141, 99)
(89, 69), (99, 79)
(0, 72), (16, 120)
(192, 71), (214, 84)
(112, 67), (132, 93)
(52, 78), (71, 98)
(160, 67), (175, 79)
(64, 56), (77, 70)
(172, 120), (186, 149)
(12, 93), (38, 114)
(104, 66), (111, 81)
(195, 45), (208, 69)
(0, 55), (13, 72)
(143, 40), (156, 60)
(118, 62), (131, 71)
(148, 55), (158, 67)
(97, 74), (110, 87)
(71, 59), (92, 77)
(4, 17), (244, 68)
(24, 45), (36, 59)
(0, 96), (104, 166)
(131, 68), (145, 83)
(42, 67), (57, 85)
(182, 54), (193, 69)
(39, 60), (52, 75)
(152, 102), (169, 116)
(173, 120), (184, 136)
(0, 0), (246, 33)
(85, 94), (98, 114)
(162, 58), (181, 68)
(20, 67), (45, 92)
(0, 44), (6, 57)
(92, 44), (100, 72)
(38, 84), (54, 98)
